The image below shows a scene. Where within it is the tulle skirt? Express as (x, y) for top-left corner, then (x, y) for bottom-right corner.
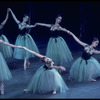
(13, 33), (39, 59)
(0, 52), (12, 81)
(69, 57), (100, 82)
(46, 36), (73, 66)
(0, 34), (13, 58)
(25, 65), (68, 94)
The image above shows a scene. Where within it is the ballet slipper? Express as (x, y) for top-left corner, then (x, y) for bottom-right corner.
(24, 89), (27, 92)
(91, 79), (96, 82)
(89, 78), (96, 82)
(52, 90), (56, 94)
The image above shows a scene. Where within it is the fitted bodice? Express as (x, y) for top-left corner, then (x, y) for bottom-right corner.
(18, 28), (28, 35)
(18, 23), (29, 35)
(50, 24), (61, 38)
(81, 45), (94, 60)
(50, 30), (60, 38)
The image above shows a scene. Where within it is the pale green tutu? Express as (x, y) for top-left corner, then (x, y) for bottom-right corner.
(25, 65), (68, 94)
(69, 57), (100, 82)
(46, 36), (73, 66)
(0, 52), (12, 81)
(13, 33), (39, 59)
(0, 34), (13, 58)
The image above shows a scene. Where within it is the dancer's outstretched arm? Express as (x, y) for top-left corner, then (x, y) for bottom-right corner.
(8, 8), (37, 29)
(23, 47), (44, 58)
(1, 9), (9, 27)
(58, 26), (87, 47)
(93, 50), (100, 54)
(25, 24), (37, 28)
(23, 47), (66, 71)
(67, 31), (87, 47)
(57, 26), (70, 32)
(0, 39), (23, 49)
(8, 8), (20, 24)
(35, 22), (52, 28)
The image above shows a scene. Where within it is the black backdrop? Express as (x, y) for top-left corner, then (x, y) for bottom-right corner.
(0, 1), (100, 48)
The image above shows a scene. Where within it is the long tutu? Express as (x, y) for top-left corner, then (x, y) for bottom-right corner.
(69, 57), (100, 82)
(25, 65), (68, 94)
(0, 52), (12, 81)
(46, 36), (73, 66)
(13, 33), (39, 59)
(0, 34), (13, 58)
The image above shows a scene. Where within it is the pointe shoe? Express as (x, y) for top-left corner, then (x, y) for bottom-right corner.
(52, 90), (56, 94)
(1, 91), (4, 95)
(24, 89), (27, 93)
(90, 79), (96, 82)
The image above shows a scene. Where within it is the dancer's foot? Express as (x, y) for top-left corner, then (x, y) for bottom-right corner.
(52, 90), (56, 94)
(90, 79), (96, 82)
(24, 89), (27, 93)
(1, 91), (4, 95)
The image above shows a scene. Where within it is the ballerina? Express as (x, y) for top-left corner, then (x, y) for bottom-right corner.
(0, 8), (13, 58)
(0, 39), (23, 95)
(67, 31), (100, 82)
(8, 8), (39, 70)
(35, 15), (73, 67)
(23, 47), (68, 94)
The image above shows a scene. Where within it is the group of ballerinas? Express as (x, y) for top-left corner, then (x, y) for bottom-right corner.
(0, 8), (100, 95)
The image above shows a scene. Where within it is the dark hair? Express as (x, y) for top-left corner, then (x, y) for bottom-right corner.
(41, 56), (46, 63)
(92, 37), (99, 42)
(23, 14), (31, 33)
(56, 14), (62, 20)
(23, 14), (29, 17)
(23, 14), (29, 23)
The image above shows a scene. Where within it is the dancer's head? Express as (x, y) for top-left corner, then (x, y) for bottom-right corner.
(23, 14), (30, 23)
(91, 37), (99, 47)
(41, 56), (52, 64)
(55, 15), (62, 24)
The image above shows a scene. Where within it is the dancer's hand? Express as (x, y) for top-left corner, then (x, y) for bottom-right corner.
(7, 8), (11, 12)
(59, 66), (66, 71)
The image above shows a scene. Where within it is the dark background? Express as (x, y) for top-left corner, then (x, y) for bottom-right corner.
(0, 1), (100, 51)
